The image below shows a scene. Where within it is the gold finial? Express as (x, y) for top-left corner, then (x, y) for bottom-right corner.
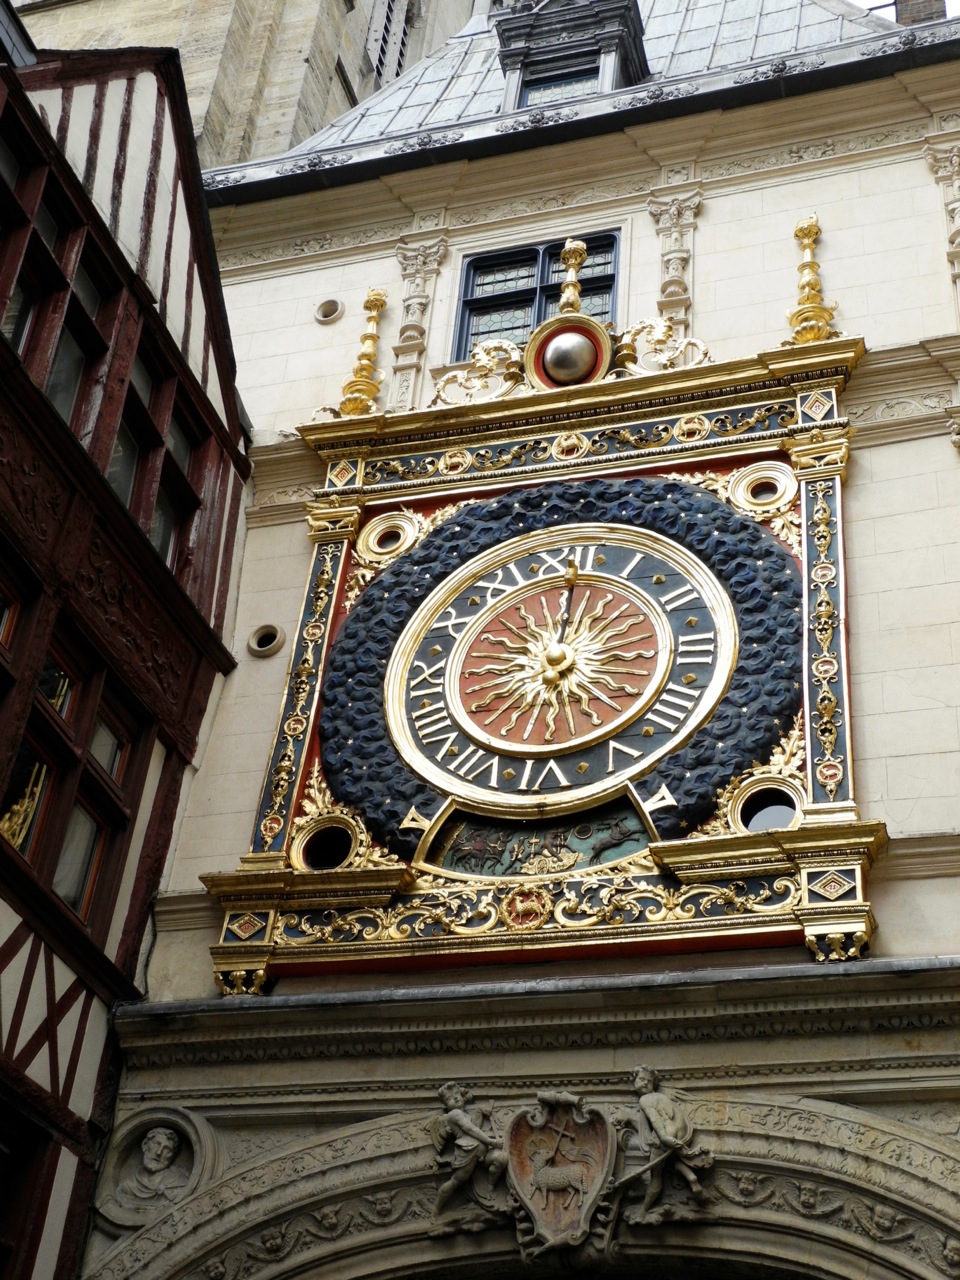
(558, 238), (588, 314)
(786, 214), (839, 345)
(339, 288), (388, 416)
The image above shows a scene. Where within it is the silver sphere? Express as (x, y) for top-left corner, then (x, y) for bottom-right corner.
(542, 331), (597, 384)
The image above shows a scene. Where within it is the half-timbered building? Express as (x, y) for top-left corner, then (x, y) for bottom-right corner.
(0, 9), (248, 1277)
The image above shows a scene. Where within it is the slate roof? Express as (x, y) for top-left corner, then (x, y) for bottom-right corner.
(203, 0), (960, 201)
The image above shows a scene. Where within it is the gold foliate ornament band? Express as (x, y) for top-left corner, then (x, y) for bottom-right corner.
(339, 288), (388, 417)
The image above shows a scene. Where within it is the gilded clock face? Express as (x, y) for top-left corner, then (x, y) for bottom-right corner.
(320, 477), (804, 859)
(383, 524), (737, 816)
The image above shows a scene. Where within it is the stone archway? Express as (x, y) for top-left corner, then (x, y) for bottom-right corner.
(84, 1089), (960, 1280)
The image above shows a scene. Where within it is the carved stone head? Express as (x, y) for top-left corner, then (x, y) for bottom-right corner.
(798, 1183), (818, 1211)
(873, 1203), (897, 1232)
(141, 1127), (179, 1173)
(633, 1066), (660, 1094)
(439, 1081), (466, 1109)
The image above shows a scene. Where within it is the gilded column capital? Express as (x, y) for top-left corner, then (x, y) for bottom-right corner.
(305, 499), (363, 544)
(784, 426), (850, 479)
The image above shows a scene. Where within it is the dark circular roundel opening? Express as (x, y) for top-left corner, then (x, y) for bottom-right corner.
(375, 527), (404, 552)
(255, 627), (279, 650)
(740, 786), (798, 833)
(749, 479), (780, 503)
(301, 823), (355, 871)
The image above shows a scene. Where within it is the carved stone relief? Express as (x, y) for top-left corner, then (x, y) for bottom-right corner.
(85, 1077), (960, 1280)
(646, 192), (703, 337)
(390, 237), (448, 411)
(925, 142), (960, 306)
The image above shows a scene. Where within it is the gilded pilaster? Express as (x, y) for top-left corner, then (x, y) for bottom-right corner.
(247, 499), (362, 870)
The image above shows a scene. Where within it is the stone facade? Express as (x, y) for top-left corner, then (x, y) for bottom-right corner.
(13, 0), (472, 167)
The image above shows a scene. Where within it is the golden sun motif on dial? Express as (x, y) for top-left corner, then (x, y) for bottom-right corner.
(449, 575), (671, 755)
(384, 523), (738, 819)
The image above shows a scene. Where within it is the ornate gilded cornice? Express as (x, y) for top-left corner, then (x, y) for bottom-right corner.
(301, 337), (866, 457)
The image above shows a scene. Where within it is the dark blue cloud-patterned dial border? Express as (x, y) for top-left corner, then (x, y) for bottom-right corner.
(320, 477), (803, 857)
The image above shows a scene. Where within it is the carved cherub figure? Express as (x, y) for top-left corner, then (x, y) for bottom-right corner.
(917, 1227), (960, 1275)
(782, 1180), (844, 1219)
(618, 1067), (713, 1222)
(715, 1168), (774, 1207)
(847, 1197), (914, 1243)
(430, 1082), (507, 1215)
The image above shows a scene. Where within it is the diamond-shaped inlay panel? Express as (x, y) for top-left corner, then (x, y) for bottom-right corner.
(800, 391), (834, 422)
(328, 459), (357, 488)
(226, 913), (267, 940)
(808, 870), (855, 902)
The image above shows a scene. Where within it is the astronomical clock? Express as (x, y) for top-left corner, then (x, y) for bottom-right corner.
(205, 227), (885, 993)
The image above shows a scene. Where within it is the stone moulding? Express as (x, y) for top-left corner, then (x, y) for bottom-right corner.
(84, 1084), (960, 1280)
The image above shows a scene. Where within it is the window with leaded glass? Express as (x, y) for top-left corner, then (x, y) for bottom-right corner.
(454, 232), (618, 361)
(0, 632), (144, 935)
(521, 73), (600, 108)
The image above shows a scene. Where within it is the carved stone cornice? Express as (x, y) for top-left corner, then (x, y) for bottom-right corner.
(115, 957), (960, 1070)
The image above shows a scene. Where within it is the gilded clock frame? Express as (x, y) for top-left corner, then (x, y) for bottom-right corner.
(204, 336), (885, 992)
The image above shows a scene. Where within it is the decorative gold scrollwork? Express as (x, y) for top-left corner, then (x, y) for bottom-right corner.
(430, 339), (526, 407)
(258, 547), (336, 850)
(693, 715), (807, 839)
(611, 318), (710, 375)
(290, 762), (400, 872)
(809, 480), (845, 800)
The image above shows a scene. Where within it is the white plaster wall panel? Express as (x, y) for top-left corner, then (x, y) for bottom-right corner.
(65, 994), (108, 1119)
(164, 187), (191, 363)
(188, 263), (208, 379)
(169, 519), (316, 889)
(115, 72), (161, 274)
(29, 1147), (78, 1280)
(0, 911), (28, 1050)
(11, 948), (48, 1068)
(25, 86), (62, 141)
(145, 108), (178, 335)
(0, 893), (18, 946)
(89, 77), (127, 233)
(104, 738), (169, 962)
(61, 82), (97, 191)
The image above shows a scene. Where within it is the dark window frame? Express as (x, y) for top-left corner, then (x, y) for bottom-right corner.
(453, 230), (619, 362)
(0, 623), (150, 941)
